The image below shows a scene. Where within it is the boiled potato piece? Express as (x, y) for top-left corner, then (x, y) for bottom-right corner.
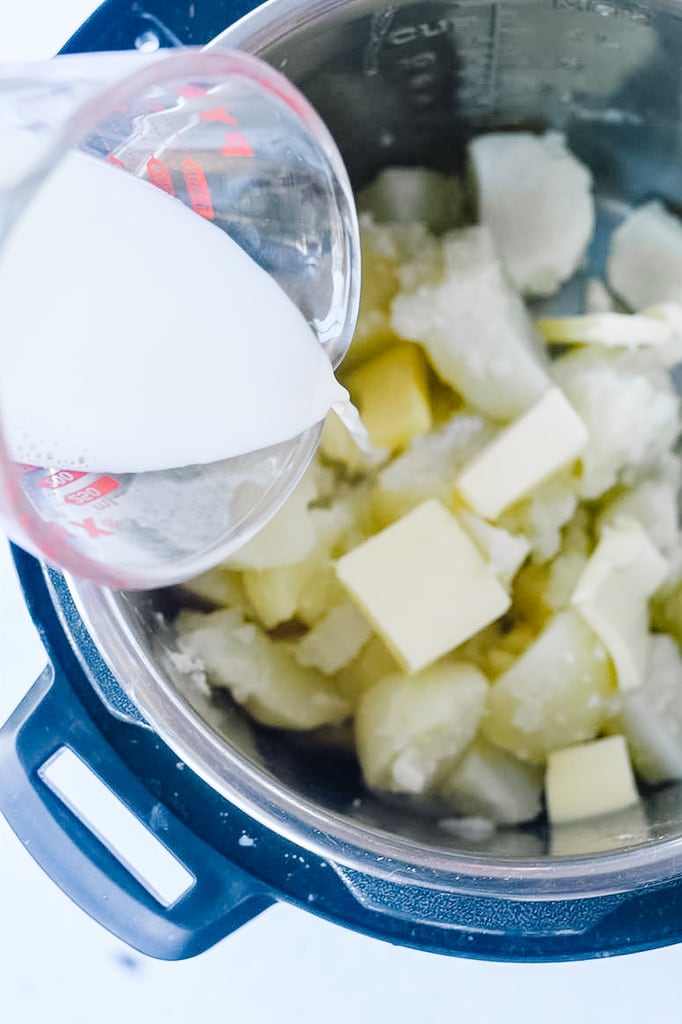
(224, 464), (319, 570)
(355, 660), (488, 793)
(596, 455), (680, 564)
(571, 517), (668, 692)
(243, 546), (346, 629)
(294, 602), (373, 675)
(241, 487), (361, 628)
(652, 574), (682, 650)
(347, 343), (432, 452)
(357, 167), (464, 234)
(499, 471), (578, 563)
(536, 506), (593, 614)
(469, 131), (594, 297)
(391, 226), (551, 420)
(176, 609), (349, 730)
(552, 348), (680, 500)
(611, 634), (682, 784)
(334, 635), (401, 705)
(454, 621), (536, 680)
(585, 278), (616, 314)
(372, 412), (491, 527)
(437, 737), (543, 825)
(179, 567), (247, 609)
(457, 511), (530, 587)
(607, 201), (682, 310)
(346, 214), (439, 371)
(482, 610), (615, 763)
(320, 408), (369, 475)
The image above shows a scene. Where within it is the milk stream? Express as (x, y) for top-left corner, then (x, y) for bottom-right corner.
(0, 150), (347, 474)
(0, 151), (353, 577)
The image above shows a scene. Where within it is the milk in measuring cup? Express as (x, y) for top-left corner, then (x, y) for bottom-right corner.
(0, 151), (347, 474)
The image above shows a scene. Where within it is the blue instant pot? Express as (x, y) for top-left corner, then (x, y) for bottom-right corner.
(4, 0), (682, 963)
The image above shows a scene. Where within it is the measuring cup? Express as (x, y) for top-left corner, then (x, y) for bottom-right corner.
(0, 49), (360, 589)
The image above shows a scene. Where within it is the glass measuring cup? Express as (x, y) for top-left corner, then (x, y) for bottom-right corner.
(0, 49), (360, 590)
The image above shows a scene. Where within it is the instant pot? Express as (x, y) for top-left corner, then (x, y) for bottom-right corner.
(3, 0), (682, 962)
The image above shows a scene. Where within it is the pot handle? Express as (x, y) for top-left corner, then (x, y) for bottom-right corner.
(0, 664), (275, 960)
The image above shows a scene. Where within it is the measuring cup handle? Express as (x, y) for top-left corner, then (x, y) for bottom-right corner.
(0, 665), (274, 960)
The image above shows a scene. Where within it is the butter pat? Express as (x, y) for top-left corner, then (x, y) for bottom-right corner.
(335, 499), (510, 673)
(456, 388), (587, 521)
(545, 736), (639, 825)
(571, 516), (668, 691)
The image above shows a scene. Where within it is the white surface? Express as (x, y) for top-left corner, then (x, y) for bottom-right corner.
(3, 5), (682, 1022)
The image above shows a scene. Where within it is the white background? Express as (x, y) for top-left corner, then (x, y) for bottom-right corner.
(1, 2), (682, 1020)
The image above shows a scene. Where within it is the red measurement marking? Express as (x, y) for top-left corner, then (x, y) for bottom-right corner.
(200, 106), (237, 125)
(65, 476), (120, 507)
(107, 154), (126, 169)
(146, 157), (175, 196)
(17, 463), (39, 472)
(220, 131), (254, 158)
(181, 158), (214, 219)
(69, 517), (114, 539)
(177, 85), (208, 98)
(151, 104), (165, 112)
(39, 469), (87, 490)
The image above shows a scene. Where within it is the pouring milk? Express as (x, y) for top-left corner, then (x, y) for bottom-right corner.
(0, 151), (348, 475)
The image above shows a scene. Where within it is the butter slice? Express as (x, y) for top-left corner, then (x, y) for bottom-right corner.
(571, 517), (668, 691)
(456, 388), (587, 521)
(545, 736), (639, 825)
(335, 499), (510, 674)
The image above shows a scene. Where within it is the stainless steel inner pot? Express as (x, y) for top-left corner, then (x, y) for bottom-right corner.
(65, 0), (682, 906)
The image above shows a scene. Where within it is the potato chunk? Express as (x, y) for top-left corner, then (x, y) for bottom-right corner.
(355, 660), (488, 793)
(357, 167), (464, 234)
(482, 610), (615, 763)
(391, 226), (551, 420)
(437, 737), (543, 825)
(470, 131), (594, 296)
(571, 517), (668, 691)
(372, 412), (490, 526)
(612, 634), (682, 784)
(294, 602), (373, 676)
(552, 348), (680, 500)
(176, 609), (350, 730)
(607, 201), (682, 309)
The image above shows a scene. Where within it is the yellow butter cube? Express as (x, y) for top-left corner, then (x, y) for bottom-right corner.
(571, 516), (669, 691)
(545, 736), (639, 825)
(335, 499), (510, 674)
(456, 387), (587, 521)
(347, 343), (432, 453)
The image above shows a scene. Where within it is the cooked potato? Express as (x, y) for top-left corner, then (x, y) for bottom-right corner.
(355, 660), (488, 793)
(438, 737), (543, 825)
(482, 610), (615, 763)
(176, 609), (350, 730)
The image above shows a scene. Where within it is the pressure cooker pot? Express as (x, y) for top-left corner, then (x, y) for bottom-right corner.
(4, 0), (682, 961)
